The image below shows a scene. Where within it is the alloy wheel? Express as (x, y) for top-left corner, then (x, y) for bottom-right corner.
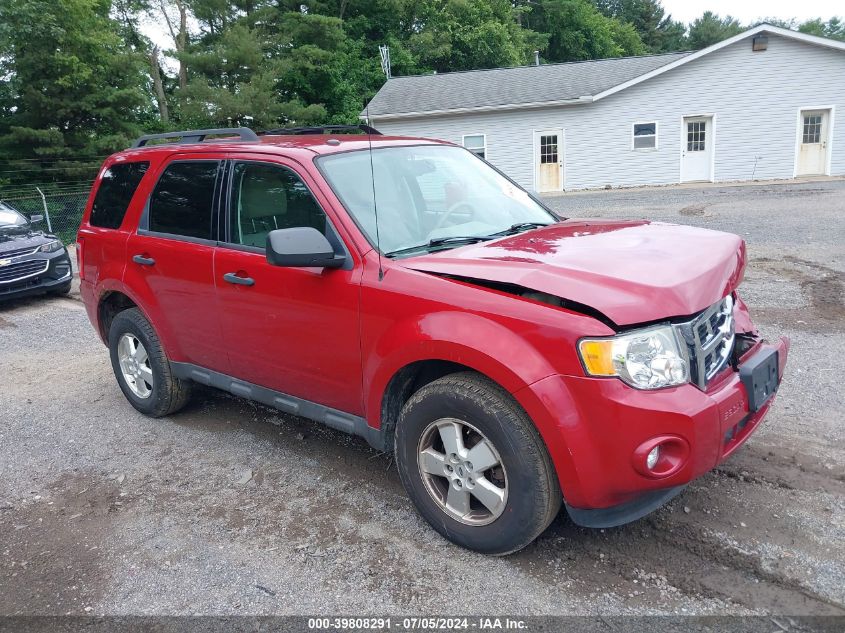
(417, 418), (508, 526)
(117, 333), (153, 399)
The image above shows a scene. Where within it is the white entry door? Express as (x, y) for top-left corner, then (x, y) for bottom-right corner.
(534, 130), (563, 192)
(681, 116), (714, 182)
(797, 109), (830, 176)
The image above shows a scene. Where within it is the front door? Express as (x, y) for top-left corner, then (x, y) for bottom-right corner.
(214, 157), (364, 416)
(534, 130), (563, 192)
(681, 116), (714, 182)
(797, 109), (830, 176)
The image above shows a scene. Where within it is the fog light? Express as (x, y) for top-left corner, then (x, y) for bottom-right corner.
(633, 435), (689, 478)
(646, 445), (661, 470)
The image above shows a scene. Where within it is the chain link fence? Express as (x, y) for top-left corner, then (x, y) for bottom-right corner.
(0, 184), (92, 244)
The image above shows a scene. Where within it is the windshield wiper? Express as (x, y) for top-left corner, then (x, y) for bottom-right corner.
(488, 222), (553, 237)
(428, 235), (495, 247)
(385, 235), (494, 258)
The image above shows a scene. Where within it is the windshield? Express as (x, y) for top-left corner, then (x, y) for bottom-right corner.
(318, 145), (556, 255)
(0, 206), (28, 229)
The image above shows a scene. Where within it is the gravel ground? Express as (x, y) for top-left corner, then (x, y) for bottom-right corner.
(1, 179), (844, 617)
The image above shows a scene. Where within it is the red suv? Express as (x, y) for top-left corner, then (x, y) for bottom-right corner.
(77, 126), (789, 555)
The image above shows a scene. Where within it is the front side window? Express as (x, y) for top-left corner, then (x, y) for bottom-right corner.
(90, 161), (150, 229)
(148, 161), (219, 240)
(462, 134), (486, 159)
(228, 162), (327, 248)
(318, 145), (555, 256)
(632, 123), (657, 150)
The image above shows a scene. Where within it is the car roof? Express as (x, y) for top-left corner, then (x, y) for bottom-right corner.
(110, 134), (452, 163)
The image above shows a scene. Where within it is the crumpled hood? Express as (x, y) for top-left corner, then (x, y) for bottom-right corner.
(400, 220), (746, 326)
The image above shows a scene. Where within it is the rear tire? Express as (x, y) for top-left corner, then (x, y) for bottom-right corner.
(395, 372), (561, 555)
(108, 308), (192, 417)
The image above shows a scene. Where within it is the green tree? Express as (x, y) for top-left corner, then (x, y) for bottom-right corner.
(406, 0), (546, 72)
(687, 11), (743, 50)
(0, 0), (149, 186)
(178, 22), (286, 127)
(798, 17), (845, 41)
(594, 0), (687, 52)
(521, 0), (645, 62)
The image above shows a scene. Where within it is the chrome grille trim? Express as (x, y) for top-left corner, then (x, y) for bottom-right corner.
(0, 245), (40, 259)
(0, 259), (50, 284)
(674, 295), (735, 390)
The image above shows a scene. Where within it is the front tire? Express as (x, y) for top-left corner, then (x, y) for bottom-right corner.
(108, 308), (192, 417)
(395, 372), (561, 555)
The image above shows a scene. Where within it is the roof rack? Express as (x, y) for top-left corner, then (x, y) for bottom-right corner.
(261, 124), (381, 136)
(131, 127), (260, 148)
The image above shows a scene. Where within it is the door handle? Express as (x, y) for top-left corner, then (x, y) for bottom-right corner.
(223, 272), (255, 286)
(132, 254), (155, 266)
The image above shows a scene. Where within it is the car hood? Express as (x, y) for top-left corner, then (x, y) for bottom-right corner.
(400, 220), (746, 327)
(0, 230), (51, 252)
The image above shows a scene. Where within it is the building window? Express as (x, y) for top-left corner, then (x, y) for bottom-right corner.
(687, 121), (706, 152)
(539, 135), (558, 163)
(803, 114), (822, 144)
(632, 122), (657, 150)
(462, 134), (486, 159)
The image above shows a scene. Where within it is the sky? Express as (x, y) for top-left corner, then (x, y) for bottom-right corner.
(661, 1), (843, 25)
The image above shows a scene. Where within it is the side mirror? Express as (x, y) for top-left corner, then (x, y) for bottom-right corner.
(266, 227), (346, 269)
(30, 214), (44, 224)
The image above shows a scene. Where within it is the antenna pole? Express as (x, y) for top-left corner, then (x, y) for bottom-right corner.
(379, 45), (391, 78)
(365, 103), (384, 281)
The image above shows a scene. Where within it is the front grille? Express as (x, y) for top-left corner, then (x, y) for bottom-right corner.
(0, 259), (49, 284)
(0, 245), (39, 258)
(675, 295), (735, 389)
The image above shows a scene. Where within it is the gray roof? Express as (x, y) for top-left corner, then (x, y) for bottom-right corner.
(365, 52), (691, 117)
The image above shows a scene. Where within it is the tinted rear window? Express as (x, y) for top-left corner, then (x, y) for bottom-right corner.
(90, 162), (150, 229)
(148, 161), (218, 240)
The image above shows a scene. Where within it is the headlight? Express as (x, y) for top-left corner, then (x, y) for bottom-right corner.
(579, 325), (689, 390)
(39, 240), (62, 253)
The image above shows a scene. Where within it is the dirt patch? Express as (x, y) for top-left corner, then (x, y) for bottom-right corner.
(749, 256), (845, 329)
(680, 204), (707, 216)
(716, 443), (845, 495)
(0, 473), (124, 614)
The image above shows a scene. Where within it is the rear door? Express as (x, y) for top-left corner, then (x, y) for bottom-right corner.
(213, 155), (363, 415)
(124, 155), (229, 372)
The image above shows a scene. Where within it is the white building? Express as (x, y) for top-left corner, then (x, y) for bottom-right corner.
(364, 25), (845, 193)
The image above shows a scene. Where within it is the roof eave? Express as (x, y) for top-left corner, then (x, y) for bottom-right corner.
(361, 95), (594, 121)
